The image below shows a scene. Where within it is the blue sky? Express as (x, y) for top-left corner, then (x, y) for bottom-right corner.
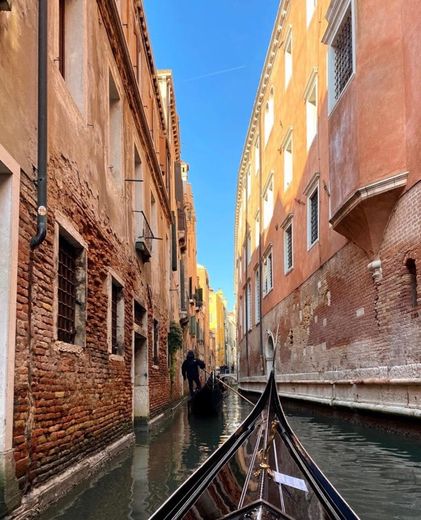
(144, 0), (279, 309)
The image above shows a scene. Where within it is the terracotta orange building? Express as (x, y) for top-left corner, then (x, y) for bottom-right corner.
(234, 0), (420, 417)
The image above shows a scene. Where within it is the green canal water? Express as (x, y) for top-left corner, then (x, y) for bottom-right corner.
(37, 393), (421, 520)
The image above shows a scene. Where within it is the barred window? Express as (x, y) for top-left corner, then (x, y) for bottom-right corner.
(333, 10), (353, 100)
(285, 223), (293, 272)
(58, 237), (78, 343)
(57, 232), (86, 346)
(309, 187), (319, 246)
(111, 281), (123, 355)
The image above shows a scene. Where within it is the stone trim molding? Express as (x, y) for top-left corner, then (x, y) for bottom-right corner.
(234, 0), (291, 247)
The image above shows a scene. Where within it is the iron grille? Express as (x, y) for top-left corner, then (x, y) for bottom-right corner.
(334, 12), (353, 100)
(58, 237), (77, 343)
(286, 226), (293, 270)
(310, 189), (319, 244)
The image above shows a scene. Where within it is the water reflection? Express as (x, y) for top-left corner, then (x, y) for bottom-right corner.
(37, 394), (421, 520)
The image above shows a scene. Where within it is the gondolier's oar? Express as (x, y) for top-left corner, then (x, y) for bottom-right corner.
(203, 369), (254, 406)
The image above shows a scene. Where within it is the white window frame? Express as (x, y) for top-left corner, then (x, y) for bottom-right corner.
(284, 28), (292, 89)
(58, 0), (87, 116)
(264, 87), (274, 146)
(263, 175), (274, 229)
(306, 0), (317, 26)
(53, 213), (88, 351)
(254, 136), (260, 174)
(283, 217), (294, 274)
(323, 0), (356, 113)
(0, 145), (20, 453)
(263, 248), (273, 296)
(306, 177), (320, 250)
(255, 211), (260, 249)
(107, 269), (125, 358)
(247, 281), (252, 331)
(282, 129), (293, 191)
(304, 69), (318, 150)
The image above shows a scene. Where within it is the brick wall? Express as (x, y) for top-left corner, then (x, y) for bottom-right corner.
(240, 182), (421, 383)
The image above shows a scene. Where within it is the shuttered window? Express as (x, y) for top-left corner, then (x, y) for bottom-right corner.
(285, 223), (293, 272)
(255, 268), (260, 324)
(309, 187), (319, 246)
(263, 249), (273, 295)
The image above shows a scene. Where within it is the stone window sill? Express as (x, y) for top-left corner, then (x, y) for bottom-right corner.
(109, 354), (124, 362)
(53, 341), (83, 354)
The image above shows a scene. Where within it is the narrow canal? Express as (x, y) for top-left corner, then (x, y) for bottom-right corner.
(38, 392), (421, 520)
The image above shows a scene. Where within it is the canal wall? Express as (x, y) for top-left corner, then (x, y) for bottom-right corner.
(6, 433), (134, 520)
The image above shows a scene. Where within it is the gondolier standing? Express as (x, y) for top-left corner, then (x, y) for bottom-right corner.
(182, 350), (205, 396)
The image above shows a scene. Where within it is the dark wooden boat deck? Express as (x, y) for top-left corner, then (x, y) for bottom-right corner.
(151, 371), (360, 519)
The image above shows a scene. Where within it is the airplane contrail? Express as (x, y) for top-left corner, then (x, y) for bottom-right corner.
(183, 65), (247, 82)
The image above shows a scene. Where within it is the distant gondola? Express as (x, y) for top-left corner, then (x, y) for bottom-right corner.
(150, 370), (360, 519)
(189, 372), (224, 416)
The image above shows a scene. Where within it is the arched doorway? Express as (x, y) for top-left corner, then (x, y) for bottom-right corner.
(265, 334), (274, 375)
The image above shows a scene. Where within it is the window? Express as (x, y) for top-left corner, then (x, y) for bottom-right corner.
(134, 300), (147, 329)
(263, 249), (273, 295)
(307, 184), (319, 248)
(263, 175), (274, 229)
(109, 71), (123, 182)
(306, 0), (317, 26)
(247, 281), (252, 331)
(254, 137), (260, 174)
(58, 0), (86, 113)
(133, 146), (143, 239)
(247, 232), (251, 264)
(283, 132), (293, 191)
(153, 319), (159, 364)
(323, 1), (355, 111)
(151, 193), (157, 237)
(135, 31), (141, 84)
(255, 212), (260, 249)
(305, 73), (318, 149)
(57, 234), (86, 345)
(284, 29), (292, 88)
(284, 221), (293, 273)
(109, 277), (124, 355)
(406, 259), (418, 307)
(239, 297), (243, 337)
(255, 268), (260, 325)
(333, 10), (353, 100)
(264, 88), (274, 146)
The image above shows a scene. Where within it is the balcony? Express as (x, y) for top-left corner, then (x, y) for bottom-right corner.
(135, 211), (153, 262)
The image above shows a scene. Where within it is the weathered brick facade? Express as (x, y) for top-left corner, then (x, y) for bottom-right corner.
(0, 0), (190, 514)
(235, 0), (421, 415)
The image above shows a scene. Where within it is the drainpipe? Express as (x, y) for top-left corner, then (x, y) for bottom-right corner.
(31, 0), (48, 249)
